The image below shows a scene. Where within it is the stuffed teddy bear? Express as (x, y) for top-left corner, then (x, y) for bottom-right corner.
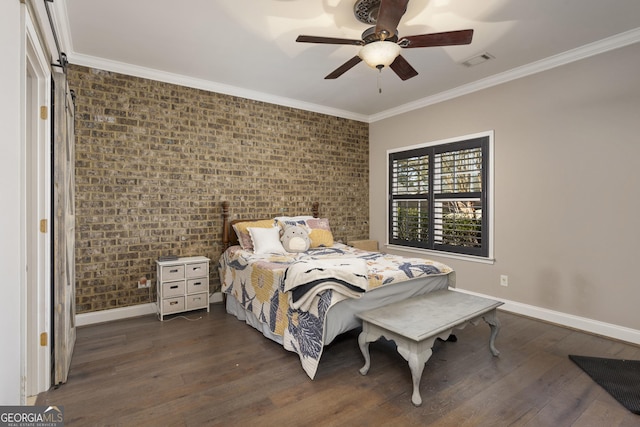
(280, 224), (311, 253)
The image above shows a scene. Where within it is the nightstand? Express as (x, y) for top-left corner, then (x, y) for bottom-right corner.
(156, 256), (210, 321)
(348, 240), (379, 252)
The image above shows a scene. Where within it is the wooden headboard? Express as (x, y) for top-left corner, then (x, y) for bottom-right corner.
(221, 201), (319, 249)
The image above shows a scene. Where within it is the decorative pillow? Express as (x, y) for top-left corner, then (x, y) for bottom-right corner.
(232, 219), (276, 250)
(248, 226), (286, 254)
(275, 215), (314, 229)
(274, 215), (314, 222)
(305, 218), (334, 248)
(280, 224), (311, 253)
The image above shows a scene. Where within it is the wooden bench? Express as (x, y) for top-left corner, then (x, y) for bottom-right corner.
(356, 289), (503, 406)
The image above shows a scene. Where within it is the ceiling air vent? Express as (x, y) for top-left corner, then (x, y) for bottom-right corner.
(461, 52), (495, 67)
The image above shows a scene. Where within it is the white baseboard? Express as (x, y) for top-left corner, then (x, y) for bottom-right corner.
(76, 292), (224, 327)
(76, 303), (157, 327)
(77, 290), (640, 346)
(451, 288), (640, 346)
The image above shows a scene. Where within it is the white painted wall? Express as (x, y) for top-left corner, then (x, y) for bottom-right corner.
(0, 0), (26, 404)
(370, 42), (640, 336)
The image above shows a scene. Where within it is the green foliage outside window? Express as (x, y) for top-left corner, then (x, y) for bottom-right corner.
(440, 212), (482, 247)
(395, 204), (481, 247)
(395, 204), (428, 241)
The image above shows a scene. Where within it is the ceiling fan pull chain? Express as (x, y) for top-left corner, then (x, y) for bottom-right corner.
(378, 68), (382, 94)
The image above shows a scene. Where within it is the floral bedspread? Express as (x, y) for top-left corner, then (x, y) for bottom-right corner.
(218, 243), (454, 379)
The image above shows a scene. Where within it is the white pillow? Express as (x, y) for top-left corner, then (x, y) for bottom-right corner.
(248, 226), (286, 254)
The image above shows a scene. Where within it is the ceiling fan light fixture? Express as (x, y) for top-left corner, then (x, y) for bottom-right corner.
(359, 41), (401, 69)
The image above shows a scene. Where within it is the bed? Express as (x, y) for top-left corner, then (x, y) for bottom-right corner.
(218, 201), (456, 379)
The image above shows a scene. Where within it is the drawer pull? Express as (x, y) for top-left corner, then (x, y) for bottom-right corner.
(192, 267), (201, 272)
(169, 301), (178, 306)
(193, 282), (202, 286)
(194, 297), (201, 301)
(170, 285), (179, 289)
(170, 269), (179, 273)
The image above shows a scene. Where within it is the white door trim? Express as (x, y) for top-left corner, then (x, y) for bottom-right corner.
(24, 7), (52, 398)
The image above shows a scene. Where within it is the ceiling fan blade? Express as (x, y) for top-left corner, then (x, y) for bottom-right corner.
(389, 55), (418, 81)
(296, 35), (364, 46)
(325, 56), (363, 79)
(399, 29), (474, 48)
(375, 0), (409, 38)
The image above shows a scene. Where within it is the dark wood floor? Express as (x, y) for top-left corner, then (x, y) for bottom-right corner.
(38, 303), (639, 426)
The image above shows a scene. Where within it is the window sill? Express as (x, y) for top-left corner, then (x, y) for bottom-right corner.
(385, 244), (495, 265)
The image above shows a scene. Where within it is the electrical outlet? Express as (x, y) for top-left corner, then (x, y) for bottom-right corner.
(500, 275), (508, 287)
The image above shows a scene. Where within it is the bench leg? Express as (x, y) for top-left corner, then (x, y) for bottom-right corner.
(482, 309), (501, 356)
(358, 328), (383, 376)
(397, 335), (443, 407)
(406, 346), (431, 406)
(359, 326), (438, 406)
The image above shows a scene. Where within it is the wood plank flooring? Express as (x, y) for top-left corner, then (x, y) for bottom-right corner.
(37, 303), (640, 426)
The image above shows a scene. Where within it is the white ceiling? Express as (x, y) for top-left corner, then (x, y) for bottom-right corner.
(54, 0), (640, 122)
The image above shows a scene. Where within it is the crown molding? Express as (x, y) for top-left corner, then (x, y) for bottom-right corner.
(369, 27), (640, 122)
(64, 24), (639, 124)
(67, 52), (369, 123)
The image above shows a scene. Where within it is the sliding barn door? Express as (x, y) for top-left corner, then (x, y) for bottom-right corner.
(52, 70), (76, 384)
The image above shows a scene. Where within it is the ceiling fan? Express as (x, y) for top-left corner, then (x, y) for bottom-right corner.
(296, 0), (474, 81)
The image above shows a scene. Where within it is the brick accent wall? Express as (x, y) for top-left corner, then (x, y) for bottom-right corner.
(68, 65), (369, 314)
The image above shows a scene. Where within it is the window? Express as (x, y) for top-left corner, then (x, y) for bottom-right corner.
(388, 132), (492, 258)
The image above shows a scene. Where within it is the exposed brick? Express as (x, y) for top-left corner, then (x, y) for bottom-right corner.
(68, 64), (369, 314)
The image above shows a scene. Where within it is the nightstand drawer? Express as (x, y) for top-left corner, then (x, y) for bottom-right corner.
(162, 280), (185, 298)
(162, 296), (184, 314)
(187, 277), (209, 294)
(186, 293), (208, 310)
(161, 265), (185, 281)
(186, 262), (208, 278)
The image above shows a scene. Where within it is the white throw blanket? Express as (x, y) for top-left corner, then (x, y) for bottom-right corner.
(283, 258), (369, 311)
